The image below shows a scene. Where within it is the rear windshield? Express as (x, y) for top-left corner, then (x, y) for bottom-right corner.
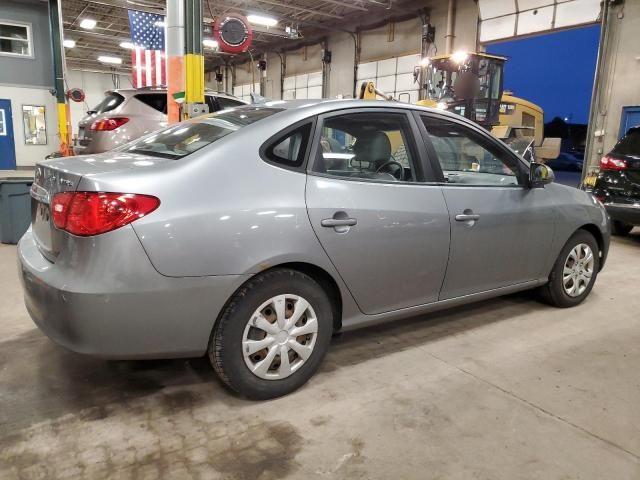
(612, 129), (640, 156)
(123, 107), (283, 159)
(88, 92), (125, 114)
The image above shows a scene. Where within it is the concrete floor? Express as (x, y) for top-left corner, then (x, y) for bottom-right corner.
(1, 234), (639, 480)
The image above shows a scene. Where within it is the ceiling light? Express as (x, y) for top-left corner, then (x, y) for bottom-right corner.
(247, 14), (278, 27)
(63, 39), (76, 48)
(203, 39), (218, 49)
(97, 55), (122, 65)
(80, 18), (97, 29)
(120, 41), (135, 49)
(451, 50), (469, 64)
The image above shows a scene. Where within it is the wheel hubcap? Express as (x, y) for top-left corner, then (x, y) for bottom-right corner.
(562, 243), (595, 298)
(242, 294), (318, 380)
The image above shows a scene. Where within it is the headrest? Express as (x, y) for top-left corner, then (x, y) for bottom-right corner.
(353, 131), (391, 165)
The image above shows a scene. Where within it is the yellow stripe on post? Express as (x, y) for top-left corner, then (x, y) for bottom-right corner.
(57, 103), (68, 138)
(185, 53), (204, 104)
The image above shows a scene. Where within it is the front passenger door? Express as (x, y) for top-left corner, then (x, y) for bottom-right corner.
(419, 114), (556, 300)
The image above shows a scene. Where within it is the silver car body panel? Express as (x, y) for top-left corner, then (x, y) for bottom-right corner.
(18, 99), (610, 358)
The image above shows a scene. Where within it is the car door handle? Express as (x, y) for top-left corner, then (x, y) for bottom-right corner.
(455, 214), (480, 222)
(321, 218), (358, 227)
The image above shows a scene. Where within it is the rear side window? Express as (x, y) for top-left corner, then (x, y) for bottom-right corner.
(612, 129), (640, 156)
(135, 93), (167, 114)
(88, 92), (124, 114)
(263, 123), (312, 169)
(217, 96), (245, 110)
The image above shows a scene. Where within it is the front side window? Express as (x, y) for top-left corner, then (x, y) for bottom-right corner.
(313, 112), (417, 182)
(0, 22), (32, 57)
(123, 107), (282, 159)
(421, 116), (525, 186)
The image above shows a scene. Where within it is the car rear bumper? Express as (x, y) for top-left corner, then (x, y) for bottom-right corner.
(605, 202), (640, 226)
(18, 228), (249, 359)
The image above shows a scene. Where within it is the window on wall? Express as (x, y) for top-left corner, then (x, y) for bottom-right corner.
(283, 71), (322, 100)
(22, 105), (47, 145)
(233, 82), (260, 102)
(0, 21), (32, 58)
(357, 54), (420, 104)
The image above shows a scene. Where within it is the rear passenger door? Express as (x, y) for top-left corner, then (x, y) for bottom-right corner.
(305, 108), (451, 315)
(417, 113), (555, 300)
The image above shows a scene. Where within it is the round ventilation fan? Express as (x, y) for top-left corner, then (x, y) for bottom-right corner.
(214, 14), (253, 54)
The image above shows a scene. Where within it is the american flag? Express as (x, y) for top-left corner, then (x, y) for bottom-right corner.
(128, 10), (166, 88)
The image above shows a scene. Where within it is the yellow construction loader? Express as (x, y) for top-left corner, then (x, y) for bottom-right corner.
(359, 51), (560, 161)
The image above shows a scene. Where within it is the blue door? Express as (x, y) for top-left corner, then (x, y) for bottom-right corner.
(620, 106), (640, 140)
(0, 99), (17, 170)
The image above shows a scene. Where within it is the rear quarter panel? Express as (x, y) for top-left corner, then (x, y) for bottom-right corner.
(77, 118), (340, 280)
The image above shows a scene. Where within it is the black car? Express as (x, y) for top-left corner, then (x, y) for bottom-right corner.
(592, 126), (640, 235)
(546, 152), (584, 172)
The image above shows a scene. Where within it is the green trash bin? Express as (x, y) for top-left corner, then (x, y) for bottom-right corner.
(0, 177), (34, 244)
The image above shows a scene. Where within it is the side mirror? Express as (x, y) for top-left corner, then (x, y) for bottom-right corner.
(530, 162), (555, 188)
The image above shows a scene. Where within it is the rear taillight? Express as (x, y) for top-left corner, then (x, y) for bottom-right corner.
(600, 155), (627, 171)
(51, 192), (160, 236)
(90, 117), (129, 131)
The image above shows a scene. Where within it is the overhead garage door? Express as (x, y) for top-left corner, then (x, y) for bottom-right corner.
(233, 82), (260, 102)
(479, 0), (602, 43)
(283, 71), (323, 100)
(357, 54), (420, 104)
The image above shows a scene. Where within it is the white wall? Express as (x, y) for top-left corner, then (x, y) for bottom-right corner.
(0, 84), (58, 167)
(225, 0), (480, 101)
(66, 70), (131, 137)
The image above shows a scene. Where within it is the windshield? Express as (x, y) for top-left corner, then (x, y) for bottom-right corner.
(123, 107), (283, 159)
(612, 129), (640, 157)
(88, 92), (125, 114)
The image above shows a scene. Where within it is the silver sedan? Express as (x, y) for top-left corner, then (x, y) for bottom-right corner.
(18, 100), (610, 399)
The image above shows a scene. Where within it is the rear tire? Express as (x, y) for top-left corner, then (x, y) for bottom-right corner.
(539, 230), (600, 308)
(611, 220), (633, 236)
(209, 269), (333, 400)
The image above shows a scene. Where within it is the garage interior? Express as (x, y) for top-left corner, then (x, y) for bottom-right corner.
(1, 0), (639, 478)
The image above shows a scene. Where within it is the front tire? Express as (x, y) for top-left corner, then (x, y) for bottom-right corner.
(611, 220), (633, 236)
(209, 269), (333, 400)
(540, 230), (600, 308)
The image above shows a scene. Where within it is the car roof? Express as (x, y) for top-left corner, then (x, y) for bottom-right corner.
(108, 87), (245, 101)
(203, 98), (473, 125)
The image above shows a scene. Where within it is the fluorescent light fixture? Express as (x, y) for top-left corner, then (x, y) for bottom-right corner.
(247, 14), (278, 27)
(154, 21), (166, 28)
(451, 50), (469, 63)
(97, 55), (122, 65)
(63, 39), (76, 48)
(120, 41), (135, 49)
(80, 18), (97, 29)
(203, 39), (218, 49)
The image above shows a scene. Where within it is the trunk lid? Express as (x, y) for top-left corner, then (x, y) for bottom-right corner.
(31, 153), (171, 261)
